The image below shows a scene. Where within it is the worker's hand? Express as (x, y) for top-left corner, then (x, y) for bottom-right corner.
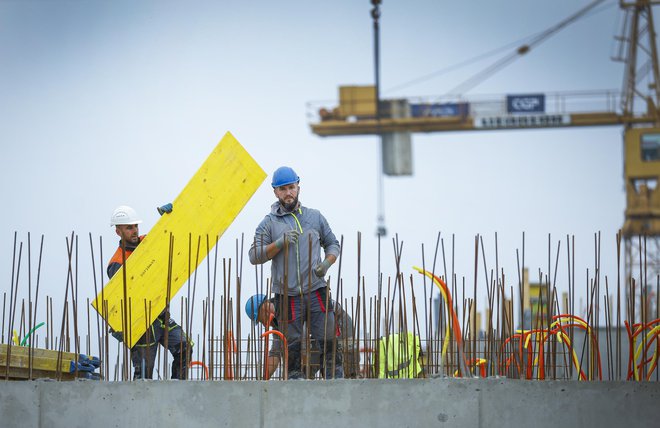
(314, 259), (332, 277)
(274, 230), (301, 249)
(157, 203), (173, 216)
(110, 330), (124, 343)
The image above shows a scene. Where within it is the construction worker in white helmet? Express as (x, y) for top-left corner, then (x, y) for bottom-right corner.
(107, 204), (193, 380)
(248, 166), (343, 379)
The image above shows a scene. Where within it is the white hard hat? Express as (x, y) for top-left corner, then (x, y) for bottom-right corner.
(110, 205), (142, 226)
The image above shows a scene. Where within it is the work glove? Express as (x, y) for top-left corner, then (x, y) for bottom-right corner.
(274, 229), (301, 249)
(157, 202), (173, 216)
(110, 329), (123, 343)
(314, 259), (332, 278)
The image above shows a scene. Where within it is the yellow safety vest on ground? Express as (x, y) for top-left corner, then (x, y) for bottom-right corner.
(377, 332), (422, 379)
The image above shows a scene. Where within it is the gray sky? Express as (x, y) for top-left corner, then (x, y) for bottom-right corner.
(0, 0), (628, 328)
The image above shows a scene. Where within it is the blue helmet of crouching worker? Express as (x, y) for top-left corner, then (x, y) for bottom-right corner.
(245, 294), (267, 322)
(271, 166), (299, 188)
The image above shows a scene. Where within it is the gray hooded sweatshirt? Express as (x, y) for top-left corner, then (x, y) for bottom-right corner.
(248, 201), (340, 295)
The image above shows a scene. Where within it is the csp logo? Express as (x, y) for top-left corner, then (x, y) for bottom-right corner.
(507, 94), (545, 113)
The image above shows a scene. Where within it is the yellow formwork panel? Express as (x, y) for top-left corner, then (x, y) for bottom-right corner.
(92, 132), (266, 348)
(0, 344), (79, 361)
(0, 352), (74, 373)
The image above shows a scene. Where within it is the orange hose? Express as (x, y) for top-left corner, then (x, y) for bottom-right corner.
(262, 314), (275, 379)
(224, 330), (237, 380)
(627, 318), (660, 380)
(189, 361), (209, 380)
(262, 327), (288, 380)
(457, 358), (487, 377)
(415, 269), (470, 376)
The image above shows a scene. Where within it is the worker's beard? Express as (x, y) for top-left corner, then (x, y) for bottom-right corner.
(122, 234), (139, 247)
(279, 195), (299, 212)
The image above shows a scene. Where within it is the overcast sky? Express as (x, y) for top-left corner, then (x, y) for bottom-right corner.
(0, 0), (632, 331)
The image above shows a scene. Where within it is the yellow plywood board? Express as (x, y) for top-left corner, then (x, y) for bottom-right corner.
(0, 352), (73, 373)
(0, 344), (80, 362)
(92, 132), (266, 347)
(0, 367), (77, 380)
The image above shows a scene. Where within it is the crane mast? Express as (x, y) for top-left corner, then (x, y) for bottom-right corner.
(617, 0), (660, 322)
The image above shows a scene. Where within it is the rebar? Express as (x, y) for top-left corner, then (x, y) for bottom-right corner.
(1, 230), (660, 381)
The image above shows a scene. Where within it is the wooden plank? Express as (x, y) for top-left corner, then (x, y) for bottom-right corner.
(0, 352), (74, 373)
(0, 366), (77, 381)
(92, 132), (266, 347)
(1, 344), (83, 361)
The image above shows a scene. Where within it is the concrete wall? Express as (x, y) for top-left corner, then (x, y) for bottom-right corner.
(1, 378), (658, 428)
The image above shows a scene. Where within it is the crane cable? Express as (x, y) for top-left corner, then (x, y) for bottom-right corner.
(384, 0), (613, 96)
(447, 0), (605, 95)
(384, 34), (540, 95)
(448, 0), (610, 95)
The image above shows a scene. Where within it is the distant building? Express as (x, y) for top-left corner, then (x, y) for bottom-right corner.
(522, 268), (554, 330)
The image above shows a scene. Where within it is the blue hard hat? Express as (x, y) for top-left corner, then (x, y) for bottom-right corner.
(271, 166), (299, 188)
(245, 294), (267, 322)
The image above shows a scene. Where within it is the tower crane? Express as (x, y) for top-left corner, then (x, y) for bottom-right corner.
(308, 0), (660, 321)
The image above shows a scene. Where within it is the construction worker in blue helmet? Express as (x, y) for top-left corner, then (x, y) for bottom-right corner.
(245, 293), (359, 379)
(248, 166), (344, 379)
